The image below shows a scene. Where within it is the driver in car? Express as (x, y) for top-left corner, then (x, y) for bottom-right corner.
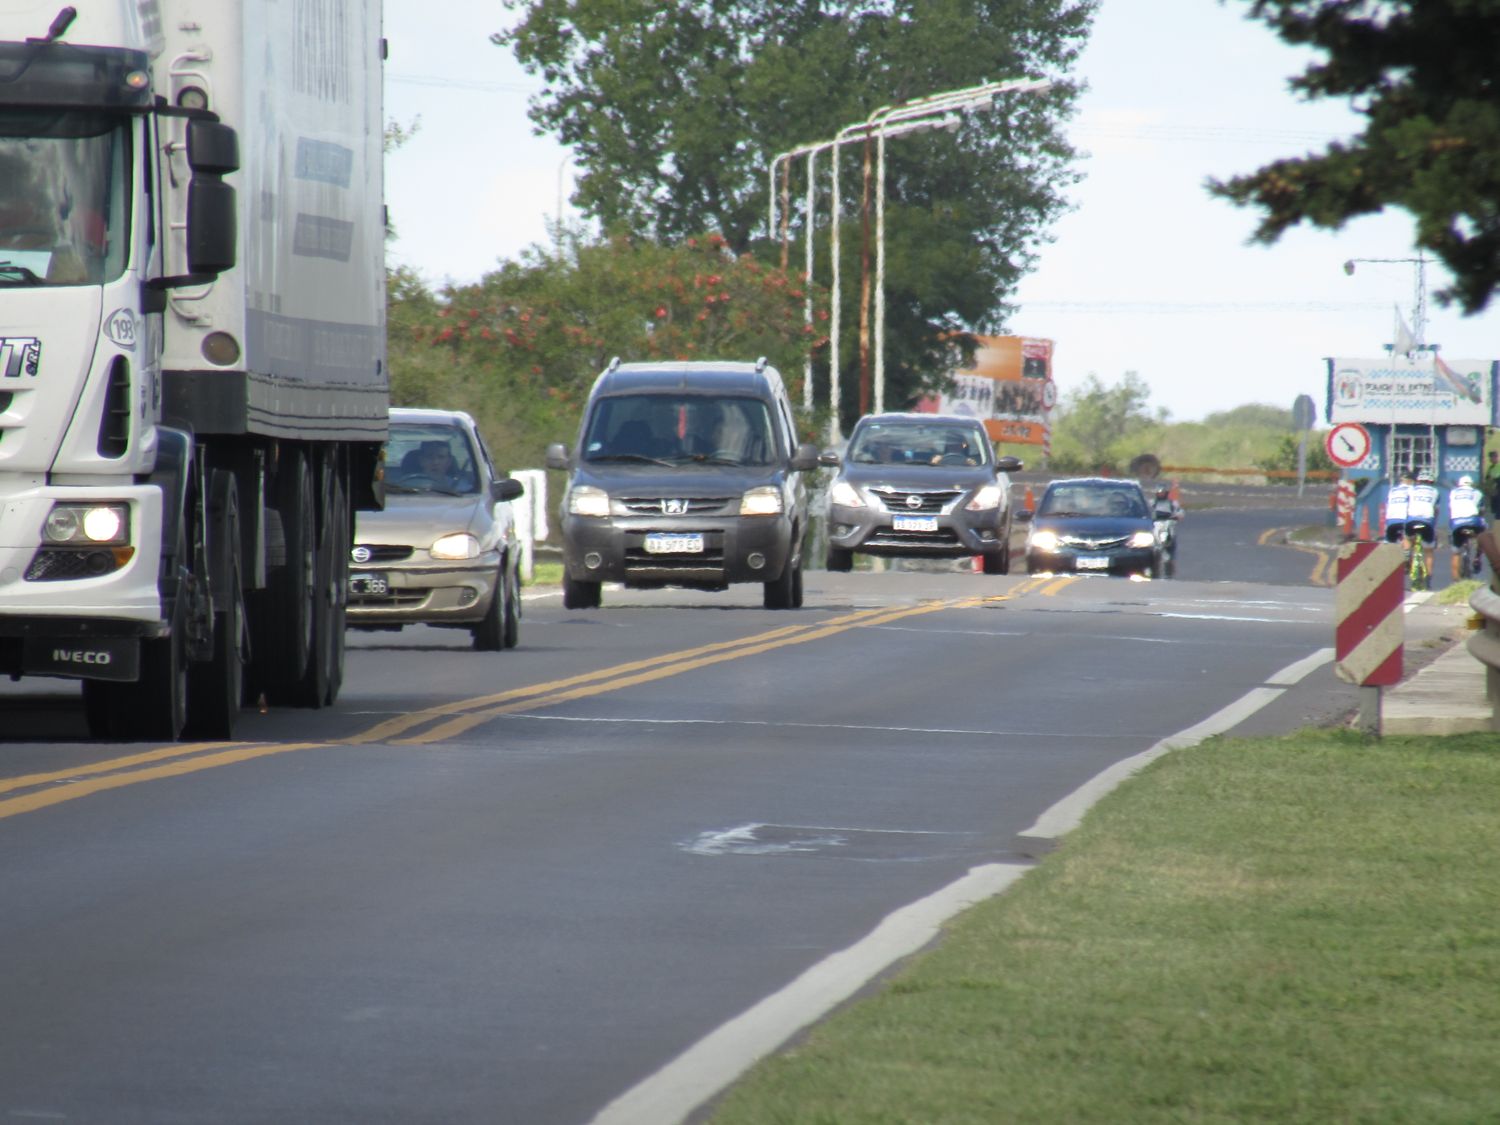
(406, 440), (467, 489)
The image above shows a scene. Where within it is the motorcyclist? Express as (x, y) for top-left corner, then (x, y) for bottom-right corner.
(1152, 486), (1182, 573)
(1447, 474), (1486, 579)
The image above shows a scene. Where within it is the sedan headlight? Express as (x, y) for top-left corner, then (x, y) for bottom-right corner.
(739, 486), (784, 516)
(828, 479), (864, 508)
(1128, 530), (1157, 548)
(44, 503), (130, 545)
(1029, 529), (1059, 552)
(430, 532), (481, 560)
(568, 485), (610, 517)
(965, 484), (1004, 511)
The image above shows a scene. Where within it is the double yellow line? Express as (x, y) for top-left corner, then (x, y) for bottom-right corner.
(1259, 526), (1334, 586)
(0, 575), (1076, 820)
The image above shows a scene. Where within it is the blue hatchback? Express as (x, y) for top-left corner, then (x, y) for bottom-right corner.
(1021, 477), (1164, 578)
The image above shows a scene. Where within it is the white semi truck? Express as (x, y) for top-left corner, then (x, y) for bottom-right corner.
(0, 1), (388, 739)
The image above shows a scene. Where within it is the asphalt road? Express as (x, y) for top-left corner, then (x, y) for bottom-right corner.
(0, 498), (1448, 1124)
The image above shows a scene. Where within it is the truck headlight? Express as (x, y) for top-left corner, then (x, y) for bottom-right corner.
(44, 503), (130, 545)
(740, 486), (783, 516)
(568, 485), (610, 517)
(431, 532), (481, 560)
(965, 484), (1003, 511)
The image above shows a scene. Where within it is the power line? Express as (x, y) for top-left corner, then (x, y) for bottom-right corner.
(387, 73), (535, 93)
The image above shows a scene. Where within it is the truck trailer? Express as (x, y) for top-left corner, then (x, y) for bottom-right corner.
(0, 1), (388, 739)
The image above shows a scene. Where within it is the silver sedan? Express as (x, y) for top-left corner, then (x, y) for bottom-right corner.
(348, 408), (524, 650)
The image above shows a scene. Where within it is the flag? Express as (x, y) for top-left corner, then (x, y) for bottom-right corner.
(1434, 352), (1482, 403)
(1393, 304), (1417, 358)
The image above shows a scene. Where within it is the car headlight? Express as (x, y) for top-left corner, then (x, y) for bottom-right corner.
(568, 485), (610, 517)
(828, 479), (864, 508)
(1029, 529), (1059, 552)
(44, 503), (130, 545)
(1129, 530), (1157, 549)
(965, 484), (1004, 511)
(740, 486), (783, 516)
(430, 532), (481, 560)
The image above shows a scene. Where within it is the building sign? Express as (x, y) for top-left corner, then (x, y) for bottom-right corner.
(921, 335), (1055, 447)
(1327, 356), (1498, 425)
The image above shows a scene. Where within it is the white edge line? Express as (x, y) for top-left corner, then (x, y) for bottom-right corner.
(589, 862), (1029, 1125)
(1020, 646), (1333, 842)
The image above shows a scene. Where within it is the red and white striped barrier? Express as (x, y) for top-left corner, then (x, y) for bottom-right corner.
(1334, 479), (1356, 536)
(1335, 541), (1404, 686)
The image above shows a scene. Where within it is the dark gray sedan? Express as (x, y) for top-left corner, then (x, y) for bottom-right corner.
(1021, 477), (1163, 578)
(822, 413), (1022, 574)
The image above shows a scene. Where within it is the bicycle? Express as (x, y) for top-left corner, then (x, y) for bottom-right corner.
(1453, 525), (1485, 580)
(1404, 524), (1432, 591)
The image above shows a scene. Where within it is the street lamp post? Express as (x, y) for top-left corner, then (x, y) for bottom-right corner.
(1343, 253), (1429, 348)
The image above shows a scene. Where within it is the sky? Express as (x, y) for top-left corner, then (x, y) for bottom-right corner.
(383, 0), (1500, 424)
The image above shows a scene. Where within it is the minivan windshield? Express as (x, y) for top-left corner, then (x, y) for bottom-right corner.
(0, 111), (130, 287)
(582, 394), (779, 467)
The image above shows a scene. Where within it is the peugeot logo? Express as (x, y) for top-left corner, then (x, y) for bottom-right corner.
(351, 545), (372, 563)
(661, 498), (688, 515)
(905, 495), (923, 510)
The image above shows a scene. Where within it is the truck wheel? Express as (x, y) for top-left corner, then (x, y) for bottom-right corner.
(185, 472), (244, 739)
(129, 596), (191, 740)
(260, 451), (315, 705)
(294, 456), (338, 708)
(319, 465), (350, 706)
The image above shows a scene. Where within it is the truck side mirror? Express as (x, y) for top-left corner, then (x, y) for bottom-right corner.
(185, 121), (239, 277)
(187, 120), (240, 175)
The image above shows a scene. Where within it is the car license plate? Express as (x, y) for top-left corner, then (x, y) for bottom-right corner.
(349, 573), (389, 595)
(893, 515), (938, 532)
(644, 533), (704, 554)
(1076, 556), (1109, 570)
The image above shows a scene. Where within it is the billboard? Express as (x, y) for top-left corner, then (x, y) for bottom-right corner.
(1327, 356), (1499, 425)
(921, 336), (1055, 446)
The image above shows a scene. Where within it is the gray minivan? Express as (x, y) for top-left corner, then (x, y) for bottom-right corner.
(545, 358), (820, 609)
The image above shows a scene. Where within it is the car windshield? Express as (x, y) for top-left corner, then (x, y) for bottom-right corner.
(385, 423), (481, 495)
(846, 421), (990, 467)
(0, 111), (130, 287)
(1039, 484), (1149, 519)
(581, 394), (778, 466)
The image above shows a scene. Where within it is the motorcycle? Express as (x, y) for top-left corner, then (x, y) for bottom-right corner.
(1153, 489), (1181, 578)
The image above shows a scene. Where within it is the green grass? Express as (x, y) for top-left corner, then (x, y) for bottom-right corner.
(708, 729), (1500, 1124)
(1435, 578), (1483, 606)
(525, 559), (563, 587)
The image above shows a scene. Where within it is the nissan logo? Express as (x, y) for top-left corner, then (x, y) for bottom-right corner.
(905, 495), (923, 509)
(351, 545), (372, 563)
(661, 498), (688, 515)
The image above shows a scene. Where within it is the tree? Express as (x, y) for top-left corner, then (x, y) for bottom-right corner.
(385, 233), (827, 463)
(496, 0), (1093, 424)
(1048, 372), (1164, 472)
(1209, 0), (1500, 315)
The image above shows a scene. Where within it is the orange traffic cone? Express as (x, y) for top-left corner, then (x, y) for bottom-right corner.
(1358, 505), (1371, 540)
(1023, 485), (1035, 510)
(1169, 479), (1181, 503)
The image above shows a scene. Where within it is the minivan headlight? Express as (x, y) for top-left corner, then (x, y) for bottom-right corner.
(568, 485), (610, 517)
(828, 479), (864, 508)
(431, 532), (481, 560)
(965, 484), (1003, 511)
(740, 486), (783, 516)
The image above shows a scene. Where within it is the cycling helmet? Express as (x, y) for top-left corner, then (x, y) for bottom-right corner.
(1460, 475), (1475, 488)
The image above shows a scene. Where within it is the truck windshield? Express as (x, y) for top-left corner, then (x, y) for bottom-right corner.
(0, 111), (129, 287)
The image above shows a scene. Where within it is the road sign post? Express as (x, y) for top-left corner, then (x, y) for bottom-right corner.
(1335, 541), (1405, 735)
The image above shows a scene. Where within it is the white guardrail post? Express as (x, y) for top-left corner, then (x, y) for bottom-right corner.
(509, 469), (549, 583)
(1466, 529), (1500, 728)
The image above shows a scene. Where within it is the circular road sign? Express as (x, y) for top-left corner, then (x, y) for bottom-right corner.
(1040, 380), (1058, 410)
(1326, 422), (1372, 468)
